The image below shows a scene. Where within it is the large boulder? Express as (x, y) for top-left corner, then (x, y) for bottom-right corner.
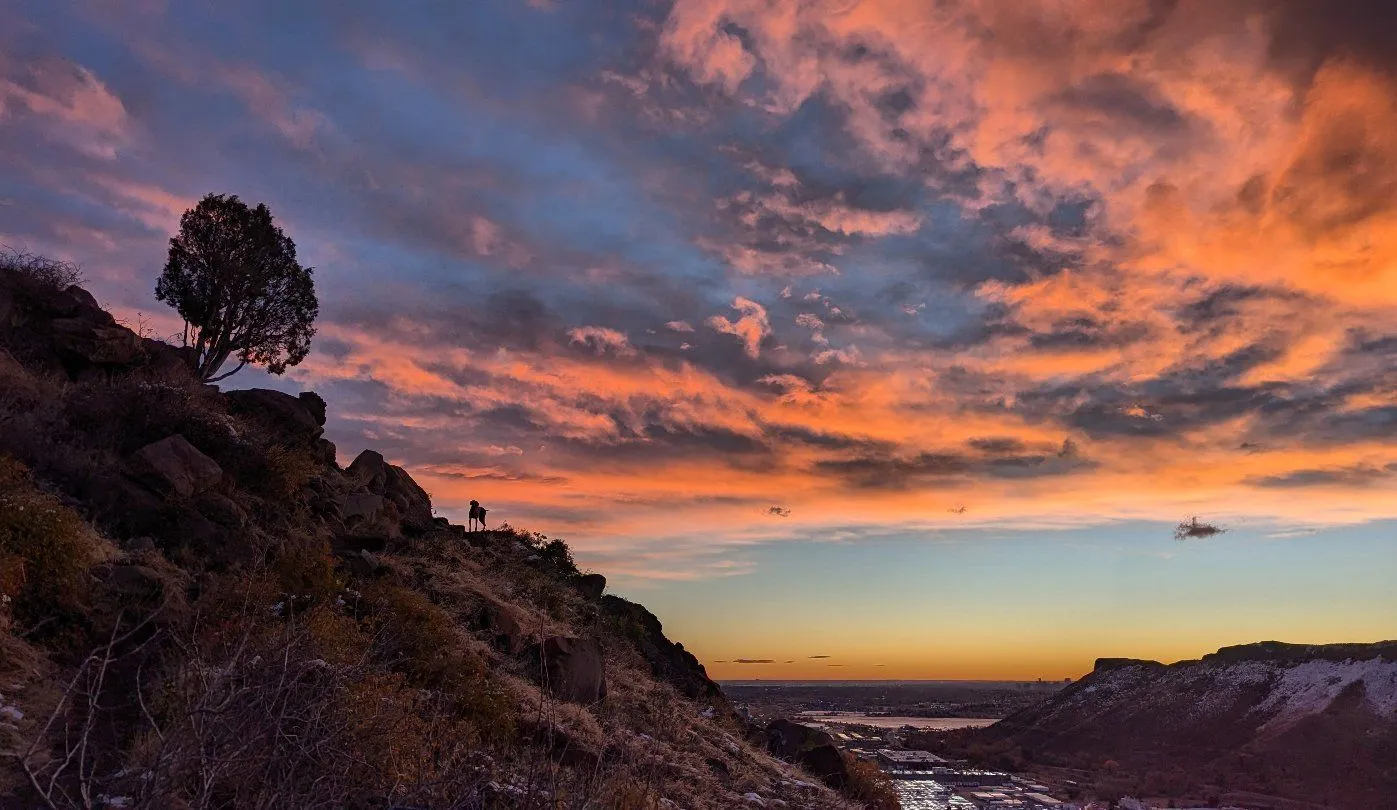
(50, 318), (144, 368)
(345, 450), (434, 533)
(131, 435), (223, 498)
(334, 490), (400, 551)
(538, 636), (607, 704)
(765, 719), (850, 789)
(226, 388), (324, 442)
(600, 595), (725, 703)
(570, 573), (607, 600)
(477, 601), (527, 655)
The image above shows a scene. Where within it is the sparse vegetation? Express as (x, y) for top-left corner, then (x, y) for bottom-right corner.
(0, 247), (84, 292)
(0, 456), (108, 630)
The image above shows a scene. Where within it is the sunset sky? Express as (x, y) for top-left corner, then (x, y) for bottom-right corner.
(3, 0), (1395, 679)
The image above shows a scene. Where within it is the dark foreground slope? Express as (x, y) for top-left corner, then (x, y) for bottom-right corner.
(0, 264), (856, 808)
(975, 642), (1397, 808)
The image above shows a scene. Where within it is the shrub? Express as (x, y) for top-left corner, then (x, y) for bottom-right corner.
(362, 584), (516, 742)
(0, 456), (106, 629)
(248, 443), (319, 500)
(0, 248), (84, 292)
(844, 756), (901, 809)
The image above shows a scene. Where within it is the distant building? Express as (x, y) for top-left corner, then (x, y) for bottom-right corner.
(876, 749), (948, 768)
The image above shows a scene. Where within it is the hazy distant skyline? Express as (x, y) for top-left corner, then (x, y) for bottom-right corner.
(3, 1), (1395, 678)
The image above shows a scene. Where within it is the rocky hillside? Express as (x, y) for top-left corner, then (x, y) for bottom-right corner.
(0, 260), (874, 808)
(977, 641), (1397, 808)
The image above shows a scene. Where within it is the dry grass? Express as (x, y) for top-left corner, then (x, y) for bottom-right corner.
(0, 456), (112, 632)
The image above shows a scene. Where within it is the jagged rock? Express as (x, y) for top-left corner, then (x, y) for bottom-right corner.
(298, 391), (327, 426)
(0, 348), (40, 405)
(141, 338), (196, 380)
(600, 595), (724, 702)
(346, 450), (434, 534)
(341, 549), (387, 578)
(570, 573), (607, 600)
(131, 435), (223, 498)
(196, 492), (247, 529)
(83, 473), (167, 538)
(227, 388), (324, 442)
(764, 720), (849, 790)
(50, 317), (144, 367)
(335, 491), (399, 550)
(538, 636), (607, 704)
(312, 437), (337, 466)
(478, 601), (526, 654)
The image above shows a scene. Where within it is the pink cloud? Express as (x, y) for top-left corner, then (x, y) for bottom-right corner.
(706, 296), (771, 357)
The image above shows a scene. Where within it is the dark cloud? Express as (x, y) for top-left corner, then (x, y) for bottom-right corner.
(731, 658), (774, 664)
(767, 505), (791, 517)
(1247, 463), (1397, 489)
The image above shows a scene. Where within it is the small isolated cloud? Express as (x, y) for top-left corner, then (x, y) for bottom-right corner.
(1123, 404), (1163, 421)
(807, 655), (830, 659)
(768, 505), (791, 517)
(665, 320), (695, 332)
(795, 312), (824, 330)
(1174, 517), (1226, 541)
(707, 296), (770, 357)
(567, 325), (635, 356)
(731, 658), (775, 664)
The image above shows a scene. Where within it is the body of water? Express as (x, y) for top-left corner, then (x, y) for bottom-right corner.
(795, 713), (999, 730)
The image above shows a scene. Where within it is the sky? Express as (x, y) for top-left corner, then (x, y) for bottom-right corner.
(2, 0), (1395, 679)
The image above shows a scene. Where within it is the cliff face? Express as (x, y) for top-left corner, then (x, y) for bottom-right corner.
(980, 641), (1397, 807)
(0, 266), (851, 809)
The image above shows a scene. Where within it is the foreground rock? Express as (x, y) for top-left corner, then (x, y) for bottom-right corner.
(538, 635), (608, 704)
(765, 719), (850, 790)
(131, 435), (223, 498)
(602, 595), (725, 703)
(346, 450), (434, 534)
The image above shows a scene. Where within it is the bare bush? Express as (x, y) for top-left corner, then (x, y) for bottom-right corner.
(0, 248), (84, 292)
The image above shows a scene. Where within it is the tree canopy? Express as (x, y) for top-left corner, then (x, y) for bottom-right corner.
(156, 193), (318, 382)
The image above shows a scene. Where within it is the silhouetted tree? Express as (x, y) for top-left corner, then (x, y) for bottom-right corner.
(155, 193), (318, 382)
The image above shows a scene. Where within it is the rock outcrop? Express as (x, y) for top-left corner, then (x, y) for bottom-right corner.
(570, 572), (607, 600)
(345, 450), (434, 534)
(227, 388), (325, 442)
(601, 595), (725, 703)
(765, 719), (850, 790)
(130, 435), (223, 498)
(538, 635), (608, 704)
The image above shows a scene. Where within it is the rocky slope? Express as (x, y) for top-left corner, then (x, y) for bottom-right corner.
(0, 261), (865, 808)
(978, 641), (1397, 808)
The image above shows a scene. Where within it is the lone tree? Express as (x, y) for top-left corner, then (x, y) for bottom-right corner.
(156, 193), (318, 382)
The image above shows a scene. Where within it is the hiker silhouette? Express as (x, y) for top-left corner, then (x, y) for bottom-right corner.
(468, 500), (488, 532)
